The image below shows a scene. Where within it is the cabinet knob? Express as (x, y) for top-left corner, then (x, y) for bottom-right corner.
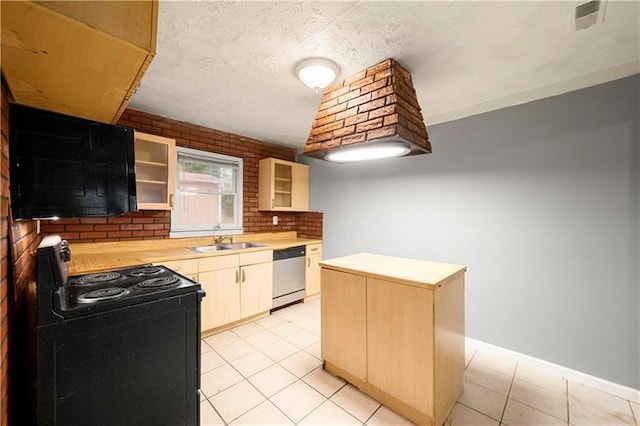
(169, 193), (174, 208)
(235, 270), (239, 283)
(242, 269), (246, 282)
(307, 258), (310, 267)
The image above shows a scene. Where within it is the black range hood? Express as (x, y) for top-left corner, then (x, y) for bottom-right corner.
(9, 104), (138, 220)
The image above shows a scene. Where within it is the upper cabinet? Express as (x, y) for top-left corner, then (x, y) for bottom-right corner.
(259, 158), (309, 211)
(0, 0), (158, 124)
(135, 132), (175, 210)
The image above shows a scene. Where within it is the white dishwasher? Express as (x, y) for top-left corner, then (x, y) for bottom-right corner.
(272, 246), (306, 309)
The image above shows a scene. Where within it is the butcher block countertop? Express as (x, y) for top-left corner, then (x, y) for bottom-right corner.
(320, 253), (466, 289)
(70, 232), (321, 275)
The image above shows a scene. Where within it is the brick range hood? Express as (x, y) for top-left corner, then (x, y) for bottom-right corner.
(303, 58), (431, 162)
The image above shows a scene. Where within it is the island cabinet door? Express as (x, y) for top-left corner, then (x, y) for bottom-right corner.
(366, 278), (435, 420)
(320, 268), (367, 381)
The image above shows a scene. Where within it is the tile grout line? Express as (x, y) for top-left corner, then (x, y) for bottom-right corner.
(457, 401), (501, 423)
(629, 400), (639, 426)
(499, 361), (518, 424)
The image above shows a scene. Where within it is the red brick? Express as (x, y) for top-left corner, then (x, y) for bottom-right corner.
(344, 112), (370, 127)
(346, 93), (372, 109)
(337, 89), (362, 104)
(65, 225), (94, 232)
(383, 114), (399, 126)
(360, 78), (388, 96)
(343, 70), (367, 86)
(368, 105), (396, 120)
(340, 133), (366, 145)
(355, 118), (383, 133)
(335, 107), (358, 121)
(93, 224), (120, 232)
(367, 125), (397, 140)
(365, 59), (392, 77)
(319, 96), (340, 110)
(332, 126), (355, 138)
(107, 231), (131, 238)
(358, 98), (386, 114)
(120, 224), (144, 231)
(143, 224), (165, 230)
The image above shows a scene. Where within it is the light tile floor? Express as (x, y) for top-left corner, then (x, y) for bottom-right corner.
(200, 298), (639, 425)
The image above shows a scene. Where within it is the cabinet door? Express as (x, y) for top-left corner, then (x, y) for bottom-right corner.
(240, 262), (273, 318)
(134, 132), (175, 210)
(366, 277), (435, 416)
(305, 252), (321, 297)
(199, 268), (241, 331)
(291, 162), (309, 211)
(321, 268), (367, 381)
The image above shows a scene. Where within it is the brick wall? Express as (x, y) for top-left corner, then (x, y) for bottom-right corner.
(0, 75), (8, 426)
(1, 78), (41, 426)
(40, 108), (323, 243)
(295, 212), (323, 240)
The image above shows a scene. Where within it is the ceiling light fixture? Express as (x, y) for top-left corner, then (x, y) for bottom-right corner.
(295, 58), (340, 93)
(325, 142), (411, 163)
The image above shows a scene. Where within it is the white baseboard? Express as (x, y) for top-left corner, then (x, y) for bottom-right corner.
(466, 338), (640, 404)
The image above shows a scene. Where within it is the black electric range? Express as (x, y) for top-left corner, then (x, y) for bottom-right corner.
(29, 235), (204, 426)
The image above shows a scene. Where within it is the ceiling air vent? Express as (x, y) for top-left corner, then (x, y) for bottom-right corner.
(569, 0), (607, 31)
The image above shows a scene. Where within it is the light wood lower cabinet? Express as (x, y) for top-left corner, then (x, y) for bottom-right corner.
(305, 244), (322, 297)
(320, 268), (367, 381)
(198, 251), (273, 332)
(367, 278), (434, 416)
(239, 262), (273, 318)
(199, 268), (241, 330)
(321, 263), (465, 426)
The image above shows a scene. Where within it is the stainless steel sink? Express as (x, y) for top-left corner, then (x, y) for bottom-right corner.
(188, 244), (230, 253)
(188, 242), (267, 253)
(222, 242), (267, 250)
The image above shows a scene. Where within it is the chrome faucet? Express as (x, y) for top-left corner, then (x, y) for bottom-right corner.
(212, 224), (234, 244)
(212, 224), (222, 244)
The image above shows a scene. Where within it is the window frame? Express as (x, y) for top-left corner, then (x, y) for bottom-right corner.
(170, 146), (243, 238)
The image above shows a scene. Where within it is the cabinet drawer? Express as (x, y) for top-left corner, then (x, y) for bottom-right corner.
(154, 259), (198, 275)
(199, 254), (239, 272)
(306, 244), (322, 255)
(239, 250), (272, 266)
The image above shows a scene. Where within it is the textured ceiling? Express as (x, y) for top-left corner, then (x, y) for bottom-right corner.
(129, 1), (640, 150)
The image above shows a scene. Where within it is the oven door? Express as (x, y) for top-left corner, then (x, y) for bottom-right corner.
(33, 292), (201, 426)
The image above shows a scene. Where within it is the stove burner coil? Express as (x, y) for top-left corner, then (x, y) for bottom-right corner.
(134, 276), (181, 290)
(130, 267), (164, 277)
(78, 272), (122, 284)
(77, 287), (129, 303)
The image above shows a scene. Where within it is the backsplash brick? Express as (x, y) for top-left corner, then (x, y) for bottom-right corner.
(295, 212), (323, 240)
(40, 108), (323, 243)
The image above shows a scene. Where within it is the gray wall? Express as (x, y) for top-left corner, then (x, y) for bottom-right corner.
(301, 75), (639, 389)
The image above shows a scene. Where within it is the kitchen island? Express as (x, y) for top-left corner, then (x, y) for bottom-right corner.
(320, 253), (466, 426)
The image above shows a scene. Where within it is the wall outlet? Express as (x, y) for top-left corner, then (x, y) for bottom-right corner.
(272, 215), (278, 225)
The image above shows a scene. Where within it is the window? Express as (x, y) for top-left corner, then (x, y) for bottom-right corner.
(170, 147), (243, 237)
